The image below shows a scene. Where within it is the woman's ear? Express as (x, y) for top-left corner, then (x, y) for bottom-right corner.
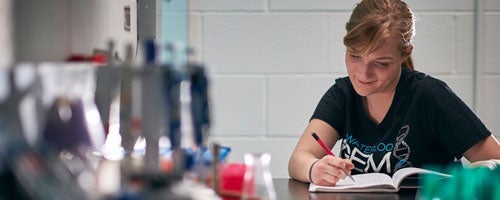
(404, 44), (413, 58)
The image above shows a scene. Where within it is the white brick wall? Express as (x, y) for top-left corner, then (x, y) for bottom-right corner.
(484, 13), (500, 74)
(484, 77), (500, 134)
(267, 75), (339, 137)
(269, 0), (360, 11)
(412, 14), (456, 74)
(204, 13), (331, 74)
(210, 75), (266, 136)
(481, 10), (500, 136)
(190, 0), (267, 11)
(189, 0), (500, 178)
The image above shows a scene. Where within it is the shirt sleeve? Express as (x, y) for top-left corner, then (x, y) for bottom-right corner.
(310, 78), (349, 137)
(426, 80), (491, 158)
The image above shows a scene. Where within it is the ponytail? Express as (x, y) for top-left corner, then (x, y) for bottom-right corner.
(402, 56), (414, 70)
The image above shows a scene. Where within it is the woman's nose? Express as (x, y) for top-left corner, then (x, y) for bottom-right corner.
(357, 62), (373, 79)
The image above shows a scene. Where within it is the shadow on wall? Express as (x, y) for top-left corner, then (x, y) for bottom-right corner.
(13, 0), (137, 63)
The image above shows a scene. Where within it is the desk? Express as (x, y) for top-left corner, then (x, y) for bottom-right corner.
(273, 178), (418, 200)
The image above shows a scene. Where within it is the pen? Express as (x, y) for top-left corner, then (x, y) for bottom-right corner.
(311, 132), (355, 182)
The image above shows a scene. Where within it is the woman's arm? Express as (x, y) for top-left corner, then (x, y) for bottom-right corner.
(288, 119), (353, 185)
(463, 135), (500, 163)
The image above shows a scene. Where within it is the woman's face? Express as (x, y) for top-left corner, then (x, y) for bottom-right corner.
(345, 36), (408, 97)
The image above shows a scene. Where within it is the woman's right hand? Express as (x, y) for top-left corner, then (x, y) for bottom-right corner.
(310, 155), (354, 186)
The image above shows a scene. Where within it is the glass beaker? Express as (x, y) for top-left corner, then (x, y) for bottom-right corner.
(241, 152), (276, 200)
(39, 62), (105, 159)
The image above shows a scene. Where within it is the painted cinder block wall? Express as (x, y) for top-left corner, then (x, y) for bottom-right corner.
(187, 0), (500, 178)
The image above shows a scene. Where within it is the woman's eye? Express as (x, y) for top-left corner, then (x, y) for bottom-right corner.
(350, 54), (361, 60)
(376, 62), (389, 67)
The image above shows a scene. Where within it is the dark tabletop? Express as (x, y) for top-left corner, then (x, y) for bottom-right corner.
(273, 178), (418, 200)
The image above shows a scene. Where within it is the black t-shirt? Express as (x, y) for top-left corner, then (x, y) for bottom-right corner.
(311, 67), (491, 175)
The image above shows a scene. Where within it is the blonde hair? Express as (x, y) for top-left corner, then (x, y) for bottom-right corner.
(343, 0), (416, 70)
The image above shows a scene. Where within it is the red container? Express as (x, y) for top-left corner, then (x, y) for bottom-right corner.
(219, 163), (254, 200)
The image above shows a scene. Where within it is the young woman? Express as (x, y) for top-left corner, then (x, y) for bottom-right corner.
(288, 0), (500, 186)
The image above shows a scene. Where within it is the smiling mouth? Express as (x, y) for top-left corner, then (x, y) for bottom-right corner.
(358, 79), (375, 84)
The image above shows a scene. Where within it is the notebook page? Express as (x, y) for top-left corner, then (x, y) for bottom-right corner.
(392, 167), (452, 188)
(310, 173), (396, 192)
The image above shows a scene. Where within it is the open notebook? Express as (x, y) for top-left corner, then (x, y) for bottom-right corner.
(309, 167), (452, 193)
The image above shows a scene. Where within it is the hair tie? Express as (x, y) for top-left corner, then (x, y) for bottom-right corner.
(308, 159), (321, 183)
